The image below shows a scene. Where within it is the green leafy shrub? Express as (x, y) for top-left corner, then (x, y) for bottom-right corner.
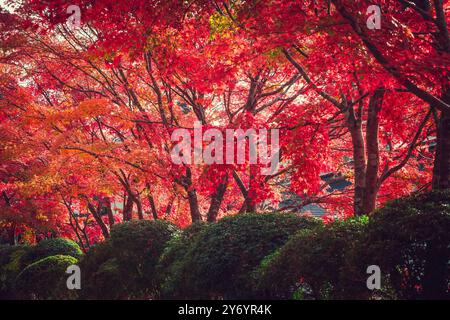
(157, 222), (207, 298)
(79, 220), (178, 299)
(109, 220), (178, 298)
(255, 216), (369, 299)
(84, 258), (124, 300)
(0, 244), (31, 299)
(167, 213), (321, 299)
(358, 190), (450, 300)
(15, 255), (79, 300)
(22, 238), (83, 266)
(79, 240), (125, 299)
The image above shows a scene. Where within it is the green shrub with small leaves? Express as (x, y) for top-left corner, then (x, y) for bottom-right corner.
(157, 222), (207, 298)
(79, 240), (126, 299)
(80, 220), (178, 299)
(85, 258), (125, 300)
(255, 216), (369, 300)
(166, 213), (322, 299)
(15, 254), (79, 300)
(22, 238), (83, 266)
(357, 190), (450, 300)
(0, 244), (31, 299)
(6, 190), (447, 300)
(110, 220), (178, 298)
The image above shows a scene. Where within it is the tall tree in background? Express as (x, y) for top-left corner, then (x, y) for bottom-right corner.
(329, 0), (449, 189)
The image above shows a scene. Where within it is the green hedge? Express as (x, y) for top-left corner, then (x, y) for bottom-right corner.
(0, 244), (31, 299)
(80, 220), (178, 299)
(15, 255), (79, 300)
(22, 238), (83, 266)
(164, 213), (322, 299)
(358, 190), (450, 299)
(255, 216), (369, 299)
(3, 191), (448, 300)
(255, 190), (450, 300)
(157, 222), (207, 298)
(79, 240), (125, 299)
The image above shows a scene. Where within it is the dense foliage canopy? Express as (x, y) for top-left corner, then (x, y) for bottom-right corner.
(0, 1), (448, 244)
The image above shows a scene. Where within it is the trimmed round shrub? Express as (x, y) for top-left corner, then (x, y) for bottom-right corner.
(157, 222), (207, 298)
(78, 240), (125, 299)
(167, 213), (322, 299)
(255, 216), (369, 300)
(84, 258), (125, 300)
(80, 220), (178, 299)
(22, 238), (83, 266)
(358, 190), (450, 300)
(15, 255), (79, 300)
(0, 244), (31, 299)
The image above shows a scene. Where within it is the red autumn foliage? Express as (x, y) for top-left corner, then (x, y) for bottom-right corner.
(0, 1), (447, 245)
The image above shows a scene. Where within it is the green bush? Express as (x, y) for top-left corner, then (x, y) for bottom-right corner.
(84, 258), (125, 300)
(166, 213), (322, 299)
(255, 216), (369, 299)
(79, 240), (125, 299)
(109, 220), (178, 298)
(157, 222), (207, 298)
(358, 190), (450, 300)
(15, 255), (79, 300)
(22, 238), (83, 266)
(0, 244), (31, 299)
(79, 220), (178, 299)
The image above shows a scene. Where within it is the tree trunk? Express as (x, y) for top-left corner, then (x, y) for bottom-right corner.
(246, 166), (257, 213)
(103, 197), (115, 226)
(7, 224), (16, 245)
(123, 195), (134, 221)
(148, 194), (158, 220)
(347, 111), (366, 215)
(133, 194), (144, 220)
(187, 189), (201, 222)
(207, 175), (228, 222)
(69, 216), (86, 252)
(165, 196), (174, 216)
(184, 168), (202, 222)
(432, 88), (450, 189)
(87, 202), (110, 238)
(363, 88), (384, 214)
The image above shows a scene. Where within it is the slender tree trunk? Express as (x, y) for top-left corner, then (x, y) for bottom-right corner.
(123, 195), (134, 221)
(165, 196), (174, 216)
(81, 224), (90, 248)
(232, 170), (251, 214)
(183, 168), (202, 222)
(363, 88), (384, 214)
(7, 224), (16, 245)
(207, 175), (228, 222)
(148, 194), (158, 220)
(347, 111), (366, 215)
(246, 166), (257, 213)
(69, 216), (86, 252)
(238, 195), (256, 213)
(103, 197), (115, 226)
(2, 192), (16, 245)
(432, 88), (450, 189)
(237, 165), (257, 214)
(187, 189), (201, 222)
(66, 203), (87, 251)
(134, 196), (144, 220)
(87, 202), (109, 238)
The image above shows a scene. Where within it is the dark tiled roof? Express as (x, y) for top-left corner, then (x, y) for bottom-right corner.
(277, 172), (351, 217)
